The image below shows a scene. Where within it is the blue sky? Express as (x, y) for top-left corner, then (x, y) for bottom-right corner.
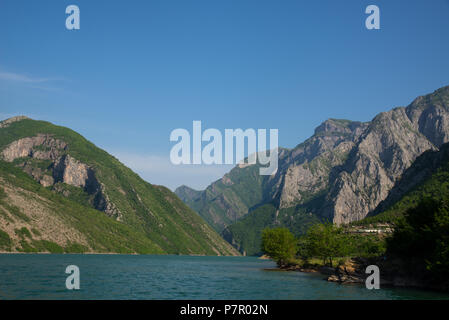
(1, 0), (449, 190)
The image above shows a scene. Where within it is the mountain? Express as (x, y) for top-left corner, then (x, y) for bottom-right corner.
(176, 119), (367, 234)
(0, 116), (239, 255)
(174, 159), (273, 233)
(176, 85), (449, 255)
(359, 141), (449, 224)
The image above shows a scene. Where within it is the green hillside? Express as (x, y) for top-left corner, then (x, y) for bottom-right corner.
(177, 162), (270, 232)
(223, 202), (320, 256)
(0, 117), (239, 255)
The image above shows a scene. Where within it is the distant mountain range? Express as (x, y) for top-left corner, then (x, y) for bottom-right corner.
(176, 85), (449, 255)
(0, 116), (238, 255)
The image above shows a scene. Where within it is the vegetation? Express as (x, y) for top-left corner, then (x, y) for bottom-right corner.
(31, 240), (64, 253)
(64, 242), (89, 253)
(31, 228), (41, 236)
(386, 198), (449, 283)
(223, 204), (277, 256)
(0, 194), (30, 222)
(261, 222), (386, 268)
(0, 229), (12, 250)
(261, 227), (298, 267)
(180, 163), (269, 233)
(298, 223), (347, 266)
(15, 227), (32, 239)
(224, 201), (321, 256)
(298, 223), (386, 266)
(354, 144), (449, 227)
(0, 118), (238, 255)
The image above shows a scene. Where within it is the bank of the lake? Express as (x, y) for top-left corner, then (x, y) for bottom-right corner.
(1, 254), (449, 300)
(276, 257), (449, 294)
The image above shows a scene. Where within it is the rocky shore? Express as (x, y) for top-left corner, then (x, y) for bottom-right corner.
(280, 257), (449, 293)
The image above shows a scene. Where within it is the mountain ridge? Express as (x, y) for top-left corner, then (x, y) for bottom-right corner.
(176, 85), (449, 254)
(0, 117), (239, 255)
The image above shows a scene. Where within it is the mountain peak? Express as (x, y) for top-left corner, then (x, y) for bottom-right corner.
(314, 118), (363, 136)
(0, 115), (30, 128)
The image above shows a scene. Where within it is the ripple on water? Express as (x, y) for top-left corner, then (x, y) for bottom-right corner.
(0, 254), (448, 300)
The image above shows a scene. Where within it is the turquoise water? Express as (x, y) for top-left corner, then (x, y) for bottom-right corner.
(0, 254), (448, 300)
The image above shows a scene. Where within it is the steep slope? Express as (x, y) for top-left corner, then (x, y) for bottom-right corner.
(323, 86), (449, 224)
(176, 85), (449, 254)
(358, 141), (449, 225)
(175, 159), (272, 233)
(0, 116), (239, 255)
(176, 119), (365, 233)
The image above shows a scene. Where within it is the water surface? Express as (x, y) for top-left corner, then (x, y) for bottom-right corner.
(0, 254), (448, 300)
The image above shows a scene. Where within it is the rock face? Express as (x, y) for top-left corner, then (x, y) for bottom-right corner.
(176, 85), (449, 252)
(272, 119), (368, 210)
(323, 86), (449, 224)
(1, 134), (122, 220)
(176, 120), (367, 232)
(0, 115), (29, 129)
(370, 141), (449, 216)
(1, 134), (67, 162)
(0, 117), (240, 255)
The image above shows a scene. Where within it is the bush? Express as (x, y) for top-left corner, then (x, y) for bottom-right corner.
(65, 242), (89, 253)
(15, 227), (32, 239)
(0, 229), (12, 250)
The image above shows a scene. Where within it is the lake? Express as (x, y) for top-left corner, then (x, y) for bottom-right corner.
(0, 254), (448, 300)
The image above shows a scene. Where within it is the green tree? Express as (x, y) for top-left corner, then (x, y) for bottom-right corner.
(387, 198), (449, 281)
(261, 227), (298, 267)
(302, 223), (347, 266)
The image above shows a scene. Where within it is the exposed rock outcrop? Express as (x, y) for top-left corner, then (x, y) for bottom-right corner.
(0, 116), (240, 256)
(273, 119), (368, 209)
(1, 135), (122, 220)
(176, 85), (449, 252)
(370, 141), (449, 216)
(324, 87), (449, 224)
(1, 134), (67, 162)
(326, 259), (366, 284)
(0, 115), (30, 128)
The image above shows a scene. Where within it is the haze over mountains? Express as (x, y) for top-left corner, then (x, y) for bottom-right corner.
(176, 85), (449, 255)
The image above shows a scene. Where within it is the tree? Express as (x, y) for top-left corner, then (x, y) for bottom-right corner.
(387, 198), (449, 281)
(261, 227), (298, 267)
(301, 223), (347, 266)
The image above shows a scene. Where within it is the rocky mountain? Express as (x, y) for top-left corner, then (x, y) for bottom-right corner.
(177, 119), (367, 233)
(0, 116), (239, 255)
(176, 85), (449, 255)
(363, 141), (449, 222)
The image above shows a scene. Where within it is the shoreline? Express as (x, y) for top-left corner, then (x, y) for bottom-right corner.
(0, 251), (245, 257)
(275, 257), (449, 294)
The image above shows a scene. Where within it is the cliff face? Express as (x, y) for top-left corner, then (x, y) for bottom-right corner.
(1, 134), (122, 220)
(272, 119), (368, 210)
(176, 120), (366, 233)
(324, 86), (449, 224)
(0, 117), (239, 255)
(369, 142), (449, 217)
(176, 85), (449, 253)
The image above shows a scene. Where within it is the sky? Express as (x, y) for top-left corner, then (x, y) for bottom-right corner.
(1, 0), (449, 190)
